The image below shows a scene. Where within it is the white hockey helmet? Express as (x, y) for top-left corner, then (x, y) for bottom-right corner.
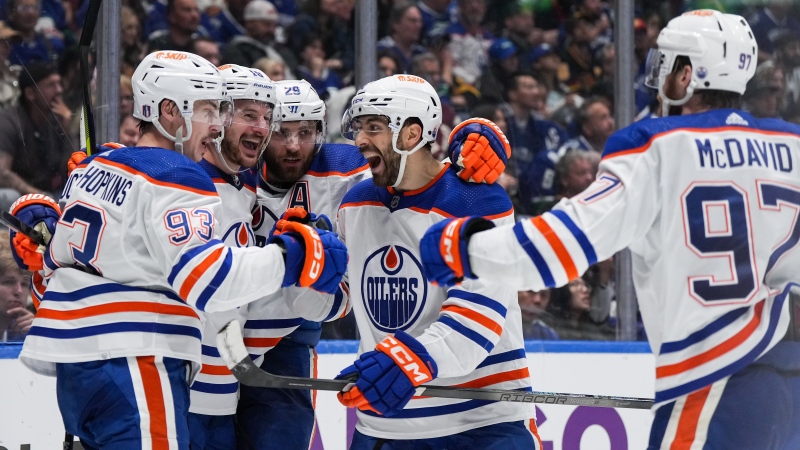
(645, 10), (757, 116)
(274, 79), (327, 144)
(132, 51), (232, 152)
(341, 74), (443, 188)
(216, 64), (280, 171)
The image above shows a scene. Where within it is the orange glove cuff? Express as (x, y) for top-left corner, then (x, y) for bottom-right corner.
(9, 193), (61, 216)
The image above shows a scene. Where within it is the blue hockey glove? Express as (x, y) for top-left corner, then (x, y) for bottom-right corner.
(419, 217), (495, 287)
(8, 194), (61, 271)
(335, 331), (437, 417)
(448, 118), (511, 184)
(268, 221), (347, 294)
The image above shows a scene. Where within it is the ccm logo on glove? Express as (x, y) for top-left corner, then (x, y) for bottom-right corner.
(308, 232), (323, 280)
(377, 335), (433, 384)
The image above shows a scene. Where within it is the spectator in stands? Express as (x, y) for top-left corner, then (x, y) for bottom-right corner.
(6, 0), (63, 65)
(0, 229), (34, 342)
(446, 0), (493, 87)
(744, 63), (786, 119)
(561, 11), (599, 95)
(530, 43), (570, 113)
(478, 38), (518, 104)
(502, 72), (568, 215)
(253, 57), (286, 81)
(147, 0), (205, 53)
(120, 75), (134, 117)
(0, 62), (73, 196)
(223, 0), (296, 79)
(522, 111), (597, 215)
(548, 276), (614, 341)
(519, 289), (558, 340)
(121, 5), (146, 78)
(411, 52), (450, 102)
(501, 1), (535, 60)
(416, 0), (452, 46)
(119, 113), (139, 147)
(748, 0), (800, 62)
(290, 0), (354, 78)
(561, 97), (614, 153)
(377, 50), (402, 78)
(556, 149), (598, 199)
(192, 35), (220, 66)
(377, 3), (426, 74)
(198, 0), (244, 44)
(772, 33), (800, 111)
(574, 0), (613, 51)
(0, 21), (20, 108)
(297, 34), (342, 98)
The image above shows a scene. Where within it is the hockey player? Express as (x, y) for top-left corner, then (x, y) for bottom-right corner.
(187, 63), (277, 450)
(237, 79), (367, 450)
(420, 10), (800, 450)
(334, 74), (541, 449)
(7, 52), (347, 449)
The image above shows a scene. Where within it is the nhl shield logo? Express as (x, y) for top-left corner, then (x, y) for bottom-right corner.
(361, 245), (428, 332)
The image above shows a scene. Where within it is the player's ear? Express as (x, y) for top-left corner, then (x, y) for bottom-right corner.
(401, 122), (422, 149)
(679, 64), (693, 90)
(160, 99), (180, 120)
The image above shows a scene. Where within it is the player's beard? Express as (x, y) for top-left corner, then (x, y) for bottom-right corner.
(364, 142), (402, 187)
(220, 135), (246, 167)
(262, 144), (316, 184)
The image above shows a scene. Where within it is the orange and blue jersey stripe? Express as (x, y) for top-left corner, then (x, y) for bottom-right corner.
(512, 210), (597, 287)
(654, 284), (792, 403)
(167, 240), (232, 311)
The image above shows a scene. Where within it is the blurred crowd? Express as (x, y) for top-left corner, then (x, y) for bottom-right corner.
(2, 0), (800, 342)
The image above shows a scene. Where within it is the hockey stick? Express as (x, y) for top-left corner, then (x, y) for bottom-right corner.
(79, 0), (103, 156)
(217, 321), (654, 409)
(0, 210), (47, 246)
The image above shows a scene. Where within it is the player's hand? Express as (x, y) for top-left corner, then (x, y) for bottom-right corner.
(8, 194), (61, 271)
(419, 217), (495, 287)
(6, 306), (34, 335)
(335, 331), (437, 417)
(448, 118), (511, 184)
(67, 143), (124, 176)
(268, 221), (348, 294)
(268, 207), (333, 238)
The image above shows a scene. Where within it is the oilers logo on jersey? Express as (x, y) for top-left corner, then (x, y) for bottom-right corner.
(220, 222), (255, 247)
(361, 244), (427, 332)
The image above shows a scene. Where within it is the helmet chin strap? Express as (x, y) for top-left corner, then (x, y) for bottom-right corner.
(658, 79), (696, 117)
(390, 131), (428, 189)
(153, 116), (193, 155)
(212, 134), (250, 175)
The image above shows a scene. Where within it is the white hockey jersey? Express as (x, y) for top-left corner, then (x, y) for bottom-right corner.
(20, 147), (286, 377)
(189, 159), (257, 416)
(338, 163), (534, 440)
(466, 109), (800, 404)
(244, 143), (369, 358)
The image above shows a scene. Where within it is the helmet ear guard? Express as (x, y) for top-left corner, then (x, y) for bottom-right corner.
(646, 10), (757, 116)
